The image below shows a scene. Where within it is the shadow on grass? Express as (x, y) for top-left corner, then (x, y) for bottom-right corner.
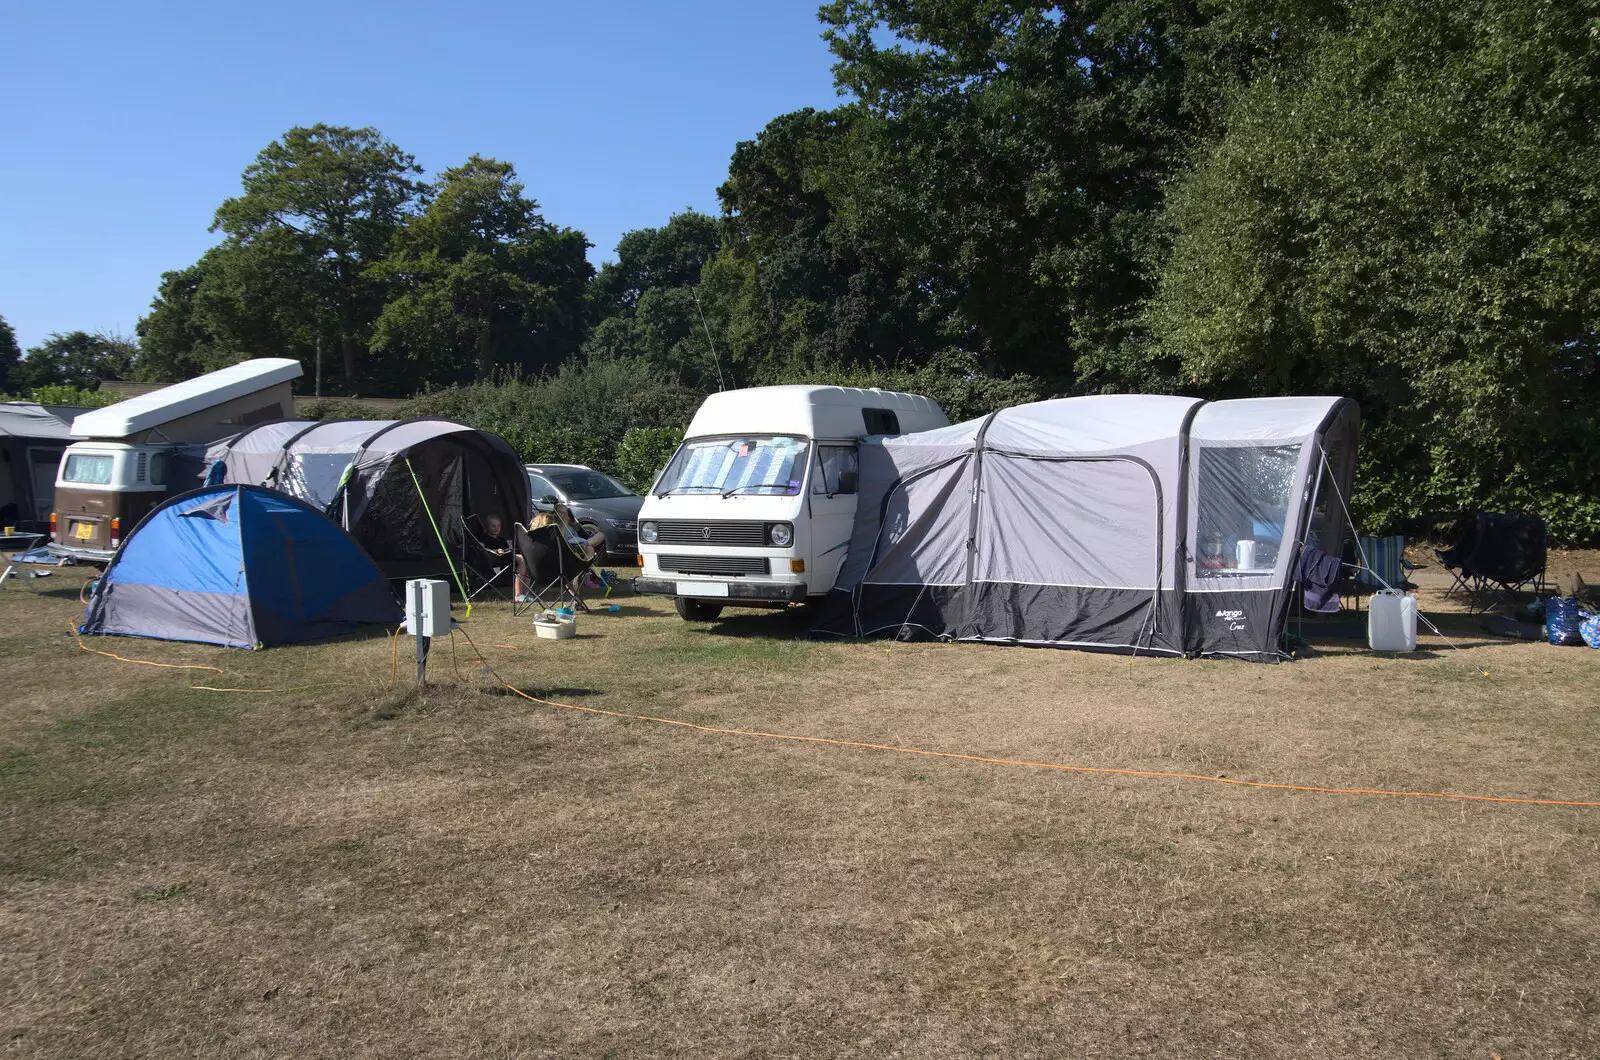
(480, 685), (601, 700)
(700, 606), (814, 640)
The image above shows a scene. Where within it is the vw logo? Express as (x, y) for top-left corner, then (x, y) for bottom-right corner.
(700, 526), (713, 540)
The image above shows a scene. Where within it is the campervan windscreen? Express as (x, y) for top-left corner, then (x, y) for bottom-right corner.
(654, 436), (809, 497)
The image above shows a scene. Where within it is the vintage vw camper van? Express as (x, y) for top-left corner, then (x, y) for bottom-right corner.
(49, 358), (300, 563)
(633, 386), (948, 620)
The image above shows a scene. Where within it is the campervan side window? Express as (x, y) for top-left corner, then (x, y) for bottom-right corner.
(1194, 445), (1301, 576)
(63, 453), (115, 485)
(149, 451), (170, 486)
(812, 446), (859, 495)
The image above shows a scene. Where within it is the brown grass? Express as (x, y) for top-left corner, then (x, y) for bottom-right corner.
(2, 554), (1598, 1058)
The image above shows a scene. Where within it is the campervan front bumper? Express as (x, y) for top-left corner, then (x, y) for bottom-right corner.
(632, 576), (807, 603)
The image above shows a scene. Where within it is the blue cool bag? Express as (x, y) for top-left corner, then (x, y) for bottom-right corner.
(1580, 612), (1600, 649)
(1546, 597), (1586, 646)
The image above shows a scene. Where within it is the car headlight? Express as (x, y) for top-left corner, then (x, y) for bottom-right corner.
(608, 519), (637, 530)
(768, 522), (793, 547)
(640, 521), (658, 544)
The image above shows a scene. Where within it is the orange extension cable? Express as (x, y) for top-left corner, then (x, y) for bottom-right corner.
(68, 623), (1600, 811)
(452, 627), (1600, 811)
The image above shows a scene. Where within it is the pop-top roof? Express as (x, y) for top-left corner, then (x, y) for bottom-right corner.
(70, 358), (302, 439)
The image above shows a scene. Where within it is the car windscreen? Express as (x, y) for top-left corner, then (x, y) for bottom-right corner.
(548, 470), (634, 500)
(654, 436), (809, 497)
(63, 453), (115, 485)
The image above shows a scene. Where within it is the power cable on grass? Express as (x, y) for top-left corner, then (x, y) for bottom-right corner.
(450, 627), (1600, 811)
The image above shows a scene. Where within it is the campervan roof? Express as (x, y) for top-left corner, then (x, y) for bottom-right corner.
(70, 358), (302, 439)
(685, 385), (948, 440)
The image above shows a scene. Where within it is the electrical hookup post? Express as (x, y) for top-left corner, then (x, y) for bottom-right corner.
(406, 579), (452, 684)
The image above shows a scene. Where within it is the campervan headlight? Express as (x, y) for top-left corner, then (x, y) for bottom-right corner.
(640, 521), (658, 544)
(768, 522), (793, 547)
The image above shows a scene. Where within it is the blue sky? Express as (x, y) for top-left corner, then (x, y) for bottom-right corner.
(0, 1), (846, 351)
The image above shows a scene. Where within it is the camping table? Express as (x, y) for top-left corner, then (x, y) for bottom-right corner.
(0, 532), (47, 591)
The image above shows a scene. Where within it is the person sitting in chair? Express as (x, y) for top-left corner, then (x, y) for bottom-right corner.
(550, 502), (608, 563)
(476, 513), (536, 603)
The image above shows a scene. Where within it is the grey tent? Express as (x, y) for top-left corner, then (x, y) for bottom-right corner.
(811, 395), (1359, 662)
(0, 402), (82, 532)
(203, 418), (530, 580)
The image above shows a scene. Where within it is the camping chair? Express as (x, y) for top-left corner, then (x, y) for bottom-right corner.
(512, 520), (597, 617)
(459, 515), (514, 605)
(1437, 512), (1547, 613)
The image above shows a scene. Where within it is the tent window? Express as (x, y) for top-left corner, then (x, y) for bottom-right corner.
(1194, 445), (1300, 577)
(813, 445), (859, 495)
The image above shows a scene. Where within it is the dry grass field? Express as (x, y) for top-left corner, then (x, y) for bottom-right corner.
(3, 554), (1599, 1058)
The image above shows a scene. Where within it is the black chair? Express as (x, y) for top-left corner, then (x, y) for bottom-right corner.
(460, 515), (514, 605)
(1437, 513), (1547, 612)
(513, 521), (596, 616)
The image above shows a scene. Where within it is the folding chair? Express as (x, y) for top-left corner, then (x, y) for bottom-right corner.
(1353, 535), (1419, 592)
(459, 516), (514, 605)
(1437, 513), (1547, 613)
(512, 521), (596, 617)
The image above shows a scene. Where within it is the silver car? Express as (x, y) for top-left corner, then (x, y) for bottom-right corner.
(524, 464), (644, 563)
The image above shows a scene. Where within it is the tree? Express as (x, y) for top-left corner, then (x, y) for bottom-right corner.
(211, 124), (426, 392)
(584, 211), (725, 387)
(14, 331), (138, 390)
(1145, 0), (1600, 541)
(589, 210), (721, 319)
(371, 156), (592, 384)
(818, 1), (1203, 383)
(0, 315), (19, 392)
(714, 107), (934, 379)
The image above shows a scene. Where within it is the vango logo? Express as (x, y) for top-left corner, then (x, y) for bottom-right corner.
(1214, 609), (1244, 620)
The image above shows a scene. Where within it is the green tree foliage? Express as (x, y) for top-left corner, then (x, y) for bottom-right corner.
(583, 211), (727, 387)
(615, 426), (686, 492)
(1145, 0), (1600, 541)
(372, 156), (592, 383)
(0, 315), (19, 392)
(210, 124), (426, 392)
(22, 384), (121, 408)
(589, 210), (721, 317)
(13, 332), (137, 390)
(713, 108), (937, 381)
(398, 359), (702, 470)
(817, 1), (1200, 383)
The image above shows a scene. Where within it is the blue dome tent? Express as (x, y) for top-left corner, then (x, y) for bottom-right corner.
(81, 484), (402, 648)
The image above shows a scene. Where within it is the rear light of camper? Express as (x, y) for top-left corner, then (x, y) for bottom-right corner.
(50, 512), (57, 540)
(110, 517), (120, 548)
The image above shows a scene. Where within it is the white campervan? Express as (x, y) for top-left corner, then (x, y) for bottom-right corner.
(634, 386), (948, 620)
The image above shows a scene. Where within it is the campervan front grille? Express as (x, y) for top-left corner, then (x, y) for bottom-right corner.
(653, 520), (768, 546)
(658, 554), (770, 577)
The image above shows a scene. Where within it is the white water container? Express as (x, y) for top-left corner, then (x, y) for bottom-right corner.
(1235, 539), (1257, 569)
(1368, 590), (1418, 651)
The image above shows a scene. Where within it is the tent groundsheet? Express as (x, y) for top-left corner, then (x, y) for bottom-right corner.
(81, 484), (401, 648)
(813, 395), (1359, 661)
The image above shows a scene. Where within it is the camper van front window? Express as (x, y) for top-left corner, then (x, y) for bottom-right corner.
(63, 453), (115, 485)
(655, 436), (809, 498)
